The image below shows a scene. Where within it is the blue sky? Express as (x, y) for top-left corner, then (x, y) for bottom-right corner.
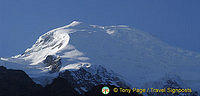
(0, 0), (200, 57)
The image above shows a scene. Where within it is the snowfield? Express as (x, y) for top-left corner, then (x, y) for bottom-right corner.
(0, 21), (200, 93)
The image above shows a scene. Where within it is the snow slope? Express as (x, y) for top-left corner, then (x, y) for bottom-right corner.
(1, 21), (200, 93)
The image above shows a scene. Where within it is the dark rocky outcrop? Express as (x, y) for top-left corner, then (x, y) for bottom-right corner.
(44, 77), (79, 96)
(0, 66), (143, 96)
(0, 66), (43, 96)
(59, 65), (130, 94)
(43, 55), (62, 73)
(0, 66), (78, 96)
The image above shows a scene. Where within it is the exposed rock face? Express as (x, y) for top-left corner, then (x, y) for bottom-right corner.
(0, 66), (78, 96)
(59, 65), (130, 94)
(0, 66), (43, 96)
(1, 65), (198, 96)
(43, 55), (62, 73)
(0, 66), (137, 96)
(44, 77), (78, 96)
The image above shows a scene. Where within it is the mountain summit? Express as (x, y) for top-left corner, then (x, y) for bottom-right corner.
(1, 21), (200, 95)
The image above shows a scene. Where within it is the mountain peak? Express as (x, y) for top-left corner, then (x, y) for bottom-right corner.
(68, 21), (83, 27)
(1, 22), (200, 94)
(59, 21), (90, 29)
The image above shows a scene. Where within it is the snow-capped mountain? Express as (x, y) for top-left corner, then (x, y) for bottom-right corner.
(1, 21), (200, 94)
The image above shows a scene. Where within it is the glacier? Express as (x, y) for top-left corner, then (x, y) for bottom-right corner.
(0, 21), (200, 94)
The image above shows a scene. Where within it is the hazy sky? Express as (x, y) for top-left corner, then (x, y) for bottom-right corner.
(0, 0), (200, 57)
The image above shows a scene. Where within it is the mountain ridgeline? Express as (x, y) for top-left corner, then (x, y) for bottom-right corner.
(0, 21), (200, 95)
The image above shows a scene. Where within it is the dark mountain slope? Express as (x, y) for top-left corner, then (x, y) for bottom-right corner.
(0, 66), (143, 96)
